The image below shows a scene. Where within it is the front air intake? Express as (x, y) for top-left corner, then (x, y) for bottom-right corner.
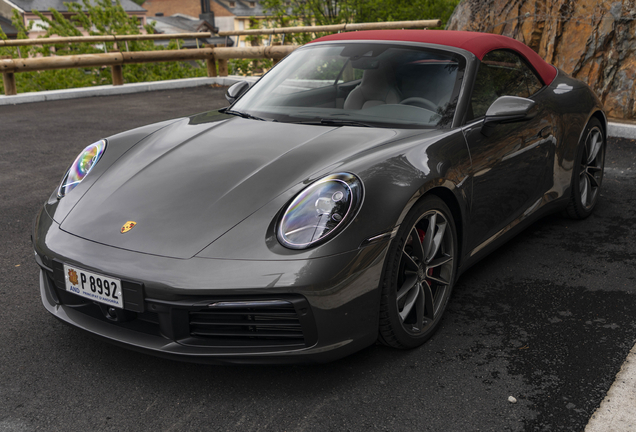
(189, 299), (309, 347)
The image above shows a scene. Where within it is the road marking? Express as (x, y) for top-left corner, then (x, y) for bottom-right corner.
(585, 343), (636, 431)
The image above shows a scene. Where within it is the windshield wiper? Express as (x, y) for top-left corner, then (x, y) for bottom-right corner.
(294, 119), (373, 127)
(223, 109), (269, 121)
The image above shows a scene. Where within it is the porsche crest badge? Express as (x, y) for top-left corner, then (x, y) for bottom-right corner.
(121, 221), (137, 234)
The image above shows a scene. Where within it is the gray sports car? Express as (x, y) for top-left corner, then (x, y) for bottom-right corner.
(33, 30), (606, 364)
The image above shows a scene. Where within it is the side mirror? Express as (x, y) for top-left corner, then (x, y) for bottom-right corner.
(225, 81), (250, 104)
(481, 96), (536, 137)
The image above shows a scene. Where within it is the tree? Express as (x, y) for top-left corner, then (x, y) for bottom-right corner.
(261, 0), (356, 27)
(353, 0), (459, 25)
(261, 0), (459, 29)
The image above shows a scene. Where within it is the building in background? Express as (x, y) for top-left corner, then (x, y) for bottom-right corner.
(0, 14), (17, 38)
(143, 0), (281, 48)
(143, 0), (233, 47)
(213, 0), (279, 47)
(0, 0), (147, 38)
(147, 13), (233, 47)
(143, 0), (232, 23)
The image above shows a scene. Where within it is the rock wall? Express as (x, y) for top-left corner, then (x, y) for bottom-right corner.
(447, 0), (636, 119)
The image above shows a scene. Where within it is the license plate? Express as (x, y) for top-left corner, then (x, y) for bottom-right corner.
(63, 264), (124, 309)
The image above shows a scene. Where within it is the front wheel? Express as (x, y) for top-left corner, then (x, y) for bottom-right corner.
(378, 196), (458, 349)
(564, 118), (606, 219)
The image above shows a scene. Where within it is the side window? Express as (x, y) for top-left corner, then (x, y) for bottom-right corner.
(470, 50), (544, 119)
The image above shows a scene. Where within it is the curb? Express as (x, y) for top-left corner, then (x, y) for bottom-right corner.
(1, 78), (635, 139)
(585, 343), (636, 431)
(608, 122), (636, 140)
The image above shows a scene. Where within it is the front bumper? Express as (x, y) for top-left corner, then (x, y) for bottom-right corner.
(34, 208), (389, 364)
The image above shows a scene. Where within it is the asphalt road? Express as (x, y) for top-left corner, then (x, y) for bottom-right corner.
(1, 86), (635, 431)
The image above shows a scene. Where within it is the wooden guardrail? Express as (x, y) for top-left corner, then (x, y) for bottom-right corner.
(218, 19), (442, 36)
(0, 45), (297, 95)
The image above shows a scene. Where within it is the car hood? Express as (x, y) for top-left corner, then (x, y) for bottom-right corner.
(60, 113), (427, 259)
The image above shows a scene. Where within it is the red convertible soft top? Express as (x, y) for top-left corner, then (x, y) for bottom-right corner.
(310, 30), (557, 86)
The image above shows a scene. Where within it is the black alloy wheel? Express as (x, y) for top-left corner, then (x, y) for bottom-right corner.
(564, 118), (606, 219)
(379, 196), (457, 349)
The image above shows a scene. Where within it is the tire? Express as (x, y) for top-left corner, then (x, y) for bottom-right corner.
(564, 118), (606, 219)
(378, 196), (458, 349)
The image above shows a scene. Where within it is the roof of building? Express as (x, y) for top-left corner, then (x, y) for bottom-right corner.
(150, 13), (213, 33)
(143, 0), (233, 18)
(5, 0), (145, 13)
(311, 30), (557, 85)
(148, 14), (233, 46)
(0, 15), (17, 37)
(213, 0), (271, 17)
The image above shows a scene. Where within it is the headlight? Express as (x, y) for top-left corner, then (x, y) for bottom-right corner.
(57, 140), (106, 198)
(277, 173), (363, 249)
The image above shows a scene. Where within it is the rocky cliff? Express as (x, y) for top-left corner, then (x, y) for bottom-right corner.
(447, 0), (636, 119)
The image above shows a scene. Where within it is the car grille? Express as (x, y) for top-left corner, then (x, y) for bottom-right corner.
(44, 263), (317, 351)
(189, 300), (306, 347)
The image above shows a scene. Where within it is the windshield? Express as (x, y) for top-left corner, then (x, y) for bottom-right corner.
(231, 42), (465, 129)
